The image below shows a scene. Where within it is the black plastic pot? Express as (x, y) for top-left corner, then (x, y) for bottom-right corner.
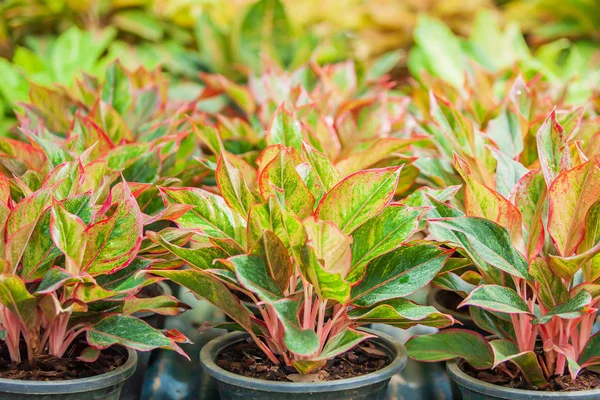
(0, 347), (137, 400)
(427, 288), (485, 334)
(200, 328), (407, 400)
(447, 359), (600, 399)
(120, 281), (171, 400)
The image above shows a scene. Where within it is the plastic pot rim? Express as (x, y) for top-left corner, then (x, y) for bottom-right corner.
(447, 359), (600, 399)
(199, 327), (407, 393)
(0, 347), (137, 395)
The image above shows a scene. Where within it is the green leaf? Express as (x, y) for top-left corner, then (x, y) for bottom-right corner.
(259, 148), (315, 218)
(101, 61), (133, 115)
(316, 167), (400, 234)
(462, 285), (531, 315)
(406, 330), (493, 369)
(95, 258), (153, 292)
(83, 184), (143, 275)
(547, 159), (600, 256)
(304, 217), (352, 277)
(50, 202), (86, 273)
(22, 193), (93, 280)
(580, 331), (600, 367)
(266, 109), (303, 153)
(86, 315), (186, 356)
(194, 12), (230, 75)
(216, 153), (255, 218)
(121, 295), (189, 316)
(5, 189), (51, 271)
(433, 273), (476, 297)
(335, 138), (412, 176)
(301, 246), (350, 303)
(146, 232), (228, 271)
(0, 274), (38, 330)
(430, 217), (530, 280)
(348, 204), (423, 283)
(489, 340), (548, 388)
(236, 0), (293, 71)
(492, 149), (528, 198)
(151, 269), (253, 332)
(302, 143), (341, 192)
(454, 155), (523, 245)
(250, 231), (292, 292)
(348, 298), (454, 328)
(271, 299), (319, 356)
(411, 15), (466, 88)
(537, 110), (571, 186)
(529, 258), (568, 310)
(230, 255), (284, 302)
(36, 267), (79, 294)
(161, 187), (246, 246)
(512, 169), (546, 260)
(316, 328), (373, 360)
(470, 308), (516, 341)
(350, 243), (449, 307)
(532, 290), (593, 324)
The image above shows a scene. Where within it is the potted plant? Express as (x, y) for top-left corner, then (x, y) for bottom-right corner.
(144, 140), (454, 399)
(0, 155), (189, 399)
(407, 111), (600, 398)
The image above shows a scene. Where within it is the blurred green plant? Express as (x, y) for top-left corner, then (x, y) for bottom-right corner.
(408, 10), (600, 105)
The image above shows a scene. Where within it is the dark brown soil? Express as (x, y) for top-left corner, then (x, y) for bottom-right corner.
(216, 338), (390, 382)
(0, 338), (126, 381)
(462, 362), (600, 392)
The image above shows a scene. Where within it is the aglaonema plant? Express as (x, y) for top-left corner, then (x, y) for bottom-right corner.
(407, 110), (600, 387)
(0, 153), (190, 365)
(145, 135), (454, 374)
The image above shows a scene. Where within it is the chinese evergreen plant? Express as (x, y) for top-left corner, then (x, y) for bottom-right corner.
(144, 125), (454, 373)
(408, 109), (600, 386)
(0, 154), (189, 365)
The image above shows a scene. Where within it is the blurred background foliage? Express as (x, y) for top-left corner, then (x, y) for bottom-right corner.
(0, 0), (598, 136)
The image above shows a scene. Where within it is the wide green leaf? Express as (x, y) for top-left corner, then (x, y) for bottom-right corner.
(83, 184), (143, 275)
(151, 269), (253, 332)
(301, 246), (351, 303)
(316, 167), (400, 234)
(146, 232), (228, 271)
(259, 148), (315, 218)
(0, 274), (38, 330)
(489, 340), (547, 388)
(547, 160), (600, 256)
(216, 153), (255, 218)
(271, 299), (320, 356)
(350, 243), (449, 307)
(430, 217), (530, 280)
(87, 315), (186, 357)
(304, 217), (352, 277)
(461, 285), (531, 314)
(532, 290), (593, 324)
(349, 204), (423, 283)
(230, 255), (284, 302)
(250, 231), (292, 292)
(536, 110), (571, 186)
(161, 187), (246, 246)
(302, 143), (341, 192)
(316, 328), (373, 360)
(529, 258), (568, 310)
(266, 109), (303, 153)
(22, 193), (93, 280)
(5, 188), (51, 272)
(348, 298), (454, 328)
(406, 330), (493, 369)
(50, 202), (86, 273)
